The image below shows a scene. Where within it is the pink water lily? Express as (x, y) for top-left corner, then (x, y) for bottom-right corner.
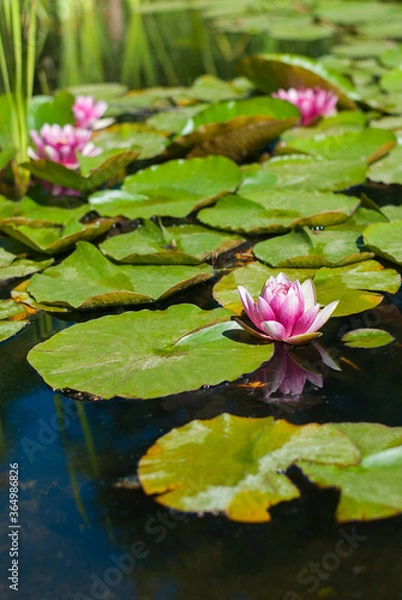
(272, 87), (338, 126)
(28, 123), (103, 195)
(72, 95), (112, 130)
(237, 272), (338, 345)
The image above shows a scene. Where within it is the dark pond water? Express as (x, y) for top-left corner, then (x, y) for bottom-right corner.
(1, 286), (402, 600)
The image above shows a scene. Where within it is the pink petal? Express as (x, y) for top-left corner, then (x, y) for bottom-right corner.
(292, 304), (320, 337)
(305, 300), (339, 334)
(261, 320), (287, 341)
(238, 286), (262, 329)
(277, 293), (302, 336)
(300, 279), (316, 310)
(256, 296), (276, 322)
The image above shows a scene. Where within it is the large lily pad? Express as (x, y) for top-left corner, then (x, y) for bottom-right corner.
(100, 221), (244, 265)
(0, 197), (89, 227)
(179, 96), (300, 135)
(278, 129), (396, 165)
(93, 123), (168, 160)
(253, 221), (374, 268)
(27, 305), (274, 399)
(89, 156), (242, 219)
(368, 145), (402, 185)
(213, 260), (400, 317)
(239, 53), (359, 109)
(26, 241), (214, 310)
(198, 190), (360, 235)
(168, 115), (299, 162)
(299, 423), (402, 522)
(363, 220), (402, 265)
(244, 156), (367, 192)
(138, 414), (360, 522)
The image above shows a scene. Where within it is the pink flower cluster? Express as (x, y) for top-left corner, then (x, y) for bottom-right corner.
(272, 87), (338, 126)
(237, 272), (338, 345)
(29, 95), (110, 195)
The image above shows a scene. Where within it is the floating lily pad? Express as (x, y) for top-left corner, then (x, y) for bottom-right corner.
(0, 217), (113, 255)
(27, 91), (75, 131)
(0, 196), (89, 227)
(213, 260), (400, 317)
(253, 222), (374, 268)
(0, 299), (30, 343)
(100, 221), (244, 265)
(147, 105), (208, 135)
(368, 145), (402, 185)
(27, 241), (214, 310)
(198, 190), (360, 235)
(278, 129), (396, 165)
(299, 422), (402, 522)
(169, 115), (299, 162)
(363, 220), (402, 265)
(179, 96), (300, 135)
(22, 149), (139, 194)
(27, 305), (274, 399)
(246, 156), (367, 192)
(239, 54), (359, 110)
(341, 328), (395, 349)
(0, 257), (53, 283)
(137, 414), (359, 522)
(93, 123), (168, 159)
(315, 1), (401, 25)
(188, 75), (253, 104)
(89, 156), (242, 219)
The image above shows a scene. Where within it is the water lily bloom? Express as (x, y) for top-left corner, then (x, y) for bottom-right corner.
(272, 87), (338, 126)
(28, 124), (102, 195)
(72, 95), (112, 130)
(237, 272), (338, 345)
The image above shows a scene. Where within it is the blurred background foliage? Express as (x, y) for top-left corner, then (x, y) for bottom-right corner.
(9, 0), (399, 92)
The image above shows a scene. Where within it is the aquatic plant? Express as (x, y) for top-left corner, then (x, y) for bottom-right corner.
(237, 273), (339, 345)
(272, 87), (338, 125)
(72, 95), (112, 130)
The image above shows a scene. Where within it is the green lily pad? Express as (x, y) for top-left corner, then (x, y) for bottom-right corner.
(298, 422), (402, 522)
(198, 190), (360, 235)
(188, 75), (253, 104)
(138, 414), (360, 522)
(93, 123), (168, 160)
(278, 129), (396, 165)
(0, 299), (30, 343)
(0, 217), (114, 255)
(22, 149), (139, 194)
(368, 145), (402, 185)
(27, 305), (275, 399)
(239, 53), (359, 110)
(245, 156), (367, 192)
(169, 115), (299, 162)
(380, 68), (402, 94)
(363, 220), (402, 265)
(89, 156), (242, 219)
(0, 197), (90, 227)
(282, 111), (368, 142)
(253, 222), (374, 269)
(100, 220), (244, 265)
(0, 257), (53, 282)
(213, 260), (400, 317)
(381, 205), (402, 221)
(179, 96), (300, 135)
(0, 320), (28, 344)
(66, 83), (128, 101)
(341, 328), (395, 349)
(27, 241), (214, 310)
(147, 105), (209, 135)
(316, 1), (401, 25)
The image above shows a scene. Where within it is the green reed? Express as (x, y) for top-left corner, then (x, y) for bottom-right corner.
(0, 0), (37, 196)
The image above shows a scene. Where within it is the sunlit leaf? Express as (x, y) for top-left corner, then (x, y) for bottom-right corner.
(341, 328), (395, 349)
(27, 305), (274, 399)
